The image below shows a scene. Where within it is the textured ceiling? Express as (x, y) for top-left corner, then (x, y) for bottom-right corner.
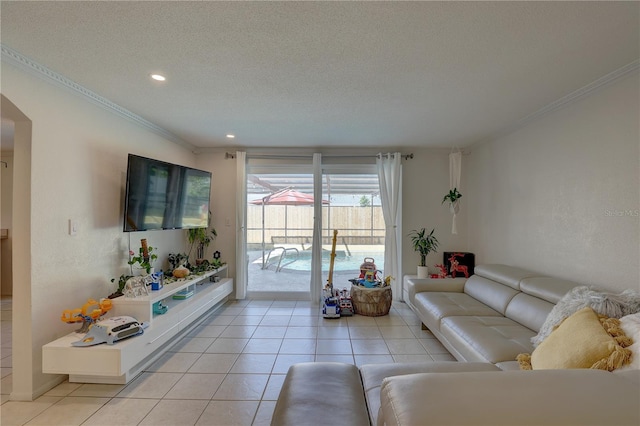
(1, 1), (638, 150)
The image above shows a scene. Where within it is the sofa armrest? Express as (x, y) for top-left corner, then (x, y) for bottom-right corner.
(379, 370), (640, 426)
(272, 362), (370, 426)
(406, 277), (466, 306)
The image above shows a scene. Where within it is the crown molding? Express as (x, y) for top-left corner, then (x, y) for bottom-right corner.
(472, 59), (640, 148)
(1, 44), (196, 152)
(516, 60), (639, 127)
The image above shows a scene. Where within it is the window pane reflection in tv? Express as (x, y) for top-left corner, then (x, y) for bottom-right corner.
(124, 154), (211, 232)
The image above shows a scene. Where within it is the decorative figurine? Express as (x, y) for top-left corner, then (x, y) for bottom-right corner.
(124, 276), (150, 298)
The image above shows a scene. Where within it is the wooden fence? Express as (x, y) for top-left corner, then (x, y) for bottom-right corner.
(247, 205), (385, 246)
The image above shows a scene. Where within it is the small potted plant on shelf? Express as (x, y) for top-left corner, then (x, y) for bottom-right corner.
(442, 188), (462, 214)
(211, 251), (225, 269)
(108, 274), (133, 299)
(409, 228), (439, 279)
(128, 239), (158, 275)
(187, 226), (217, 265)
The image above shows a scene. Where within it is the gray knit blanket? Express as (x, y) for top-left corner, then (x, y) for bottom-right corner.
(532, 286), (640, 347)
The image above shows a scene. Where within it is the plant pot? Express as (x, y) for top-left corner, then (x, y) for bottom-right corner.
(417, 266), (429, 279)
(449, 200), (460, 215)
(133, 267), (154, 276)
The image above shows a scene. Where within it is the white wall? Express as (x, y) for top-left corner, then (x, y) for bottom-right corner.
(401, 148), (469, 278)
(1, 63), (199, 399)
(467, 72), (639, 292)
(195, 152), (238, 280)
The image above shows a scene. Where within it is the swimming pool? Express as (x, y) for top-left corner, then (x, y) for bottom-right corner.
(274, 250), (384, 272)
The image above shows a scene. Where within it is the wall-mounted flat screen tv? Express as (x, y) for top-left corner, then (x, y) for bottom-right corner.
(123, 154), (212, 232)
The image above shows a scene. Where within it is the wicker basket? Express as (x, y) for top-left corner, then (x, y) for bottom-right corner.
(350, 285), (392, 317)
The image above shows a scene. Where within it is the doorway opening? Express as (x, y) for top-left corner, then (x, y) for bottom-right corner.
(1, 94), (33, 400)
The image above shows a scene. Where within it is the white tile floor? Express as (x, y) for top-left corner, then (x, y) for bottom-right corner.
(0, 298), (454, 425)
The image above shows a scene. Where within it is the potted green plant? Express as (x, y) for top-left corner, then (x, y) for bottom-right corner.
(442, 188), (462, 214)
(187, 227), (217, 265)
(128, 245), (158, 275)
(211, 251), (225, 269)
(108, 274), (132, 299)
(409, 228), (439, 278)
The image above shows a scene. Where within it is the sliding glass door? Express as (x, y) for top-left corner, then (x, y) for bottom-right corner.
(245, 162), (383, 299)
(321, 168), (384, 290)
(246, 168), (315, 297)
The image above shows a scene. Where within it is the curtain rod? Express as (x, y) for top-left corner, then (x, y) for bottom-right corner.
(225, 152), (413, 160)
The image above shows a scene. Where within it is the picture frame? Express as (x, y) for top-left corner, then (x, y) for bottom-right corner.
(443, 252), (475, 278)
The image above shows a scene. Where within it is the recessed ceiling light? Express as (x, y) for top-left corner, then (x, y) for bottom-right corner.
(226, 134), (235, 139)
(150, 74), (166, 81)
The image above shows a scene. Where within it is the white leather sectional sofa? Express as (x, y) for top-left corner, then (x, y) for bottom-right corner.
(406, 264), (578, 368)
(272, 265), (640, 426)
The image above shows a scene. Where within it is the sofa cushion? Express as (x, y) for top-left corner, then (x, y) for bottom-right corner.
(614, 369), (640, 386)
(519, 276), (578, 304)
(440, 316), (536, 363)
(271, 362), (370, 426)
(519, 307), (633, 371)
(359, 361), (500, 426)
(413, 292), (501, 330)
(379, 369), (640, 426)
(473, 264), (539, 289)
(504, 293), (555, 333)
(463, 275), (520, 314)
(494, 360), (521, 370)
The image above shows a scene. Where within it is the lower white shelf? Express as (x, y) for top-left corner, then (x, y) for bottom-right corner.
(42, 278), (233, 384)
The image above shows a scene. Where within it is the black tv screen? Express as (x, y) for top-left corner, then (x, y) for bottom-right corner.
(123, 154), (212, 232)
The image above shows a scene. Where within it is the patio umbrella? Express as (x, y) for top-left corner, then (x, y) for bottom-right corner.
(251, 188), (326, 206)
(251, 188), (328, 268)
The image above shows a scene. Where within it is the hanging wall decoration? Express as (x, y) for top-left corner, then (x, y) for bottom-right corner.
(446, 151), (462, 234)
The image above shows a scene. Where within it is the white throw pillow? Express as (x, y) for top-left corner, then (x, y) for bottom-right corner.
(618, 313), (640, 371)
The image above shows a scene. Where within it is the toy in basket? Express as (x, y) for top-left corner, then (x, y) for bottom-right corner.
(359, 258), (380, 281)
(348, 257), (382, 288)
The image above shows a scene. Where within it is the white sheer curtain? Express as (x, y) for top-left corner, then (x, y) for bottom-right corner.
(310, 153), (322, 304)
(449, 151), (462, 235)
(377, 152), (402, 300)
(235, 151), (247, 299)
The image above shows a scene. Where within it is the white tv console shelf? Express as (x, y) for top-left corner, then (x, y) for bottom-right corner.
(42, 266), (233, 384)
